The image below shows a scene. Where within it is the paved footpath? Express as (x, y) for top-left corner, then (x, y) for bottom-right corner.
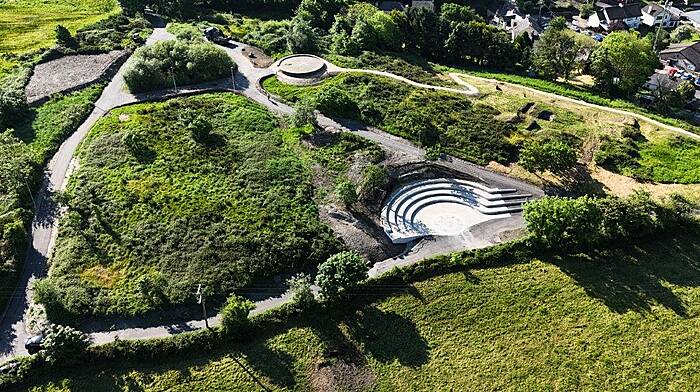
(0, 35), (540, 360)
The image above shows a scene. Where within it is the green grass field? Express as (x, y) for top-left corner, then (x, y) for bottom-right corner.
(36, 93), (343, 319)
(0, 0), (119, 55)
(21, 226), (700, 391)
(635, 136), (700, 184)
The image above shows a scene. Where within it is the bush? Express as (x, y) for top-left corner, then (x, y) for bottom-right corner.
(290, 99), (318, 127)
(523, 192), (694, 250)
(359, 164), (388, 196)
(242, 20), (291, 55)
(287, 273), (315, 308)
(55, 25), (76, 48)
(315, 251), (369, 300)
(219, 295), (255, 336)
(594, 136), (639, 173)
(315, 85), (358, 119)
(123, 40), (234, 93)
(41, 324), (92, 364)
(335, 179), (358, 206)
(518, 139), (577, 174)
(0, 73), (29, 131)
(167, 23), (204, 42)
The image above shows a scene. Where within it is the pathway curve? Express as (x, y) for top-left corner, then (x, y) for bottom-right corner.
(449, 73), (700, 142)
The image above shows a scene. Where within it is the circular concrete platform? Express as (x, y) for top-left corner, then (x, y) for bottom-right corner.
(278, 55), (326, 77)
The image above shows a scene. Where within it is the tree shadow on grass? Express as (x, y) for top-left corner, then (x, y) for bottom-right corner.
(545, 229), (700, 317)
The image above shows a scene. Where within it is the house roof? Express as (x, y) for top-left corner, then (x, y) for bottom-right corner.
(378, 1), (405, 11)
(511, 15), (544, 37)
(683, 9), (700, 24)
(660, 42), (700, 67)
(603, 3), (642, 20)
(642, 2), (664, 16)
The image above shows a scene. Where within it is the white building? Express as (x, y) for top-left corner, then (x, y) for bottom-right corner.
(642, 2), (680, 28)
(683, 10), (700, 30)
(588, 3), (643, 30)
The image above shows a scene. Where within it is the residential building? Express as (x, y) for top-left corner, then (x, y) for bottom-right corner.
(659, 41), (700, 71)
(683, 9), (700, 30)
(642, 2), (680, 28)
(378, 1), (405, 12)
(510, 14), (544, 40)
(588, 3), (643, 30)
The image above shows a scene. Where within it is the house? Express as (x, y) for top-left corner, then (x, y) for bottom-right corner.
(411, 0), (434, 11)
(641, 2), (680, 28)
(378, 1), (405, 12)
(659, 41), (700, 71)
(683, 10), (700, 30)
(490, 2), (523, 30)
(510, 15), (544, 40)
(588, 3), (643, 30)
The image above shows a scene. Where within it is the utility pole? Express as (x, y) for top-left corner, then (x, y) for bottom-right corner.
(196, 284), (209, 329)
(230, 66), (236, 91)
(170, 67), (178, 93)
(653, 0), (672, 53)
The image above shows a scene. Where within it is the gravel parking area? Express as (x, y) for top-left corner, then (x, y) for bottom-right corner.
(25, 50), (128, 104)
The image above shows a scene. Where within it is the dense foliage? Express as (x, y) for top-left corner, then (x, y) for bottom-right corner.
(523, 192), (694, 249)
(315, 251), (368, 300)
(123, 40), (234, 93)
(74, 13), (152, 53)
(590, 31), (659, 97)
(0, 85), (103, 313)
(35, 93), (341, 319)
(264, 74), (515, 165)
(518, 139), (577, 174)
(218, 295), (255, 335)
(41, 324), (92, 365)
(533, 17), (596, 81)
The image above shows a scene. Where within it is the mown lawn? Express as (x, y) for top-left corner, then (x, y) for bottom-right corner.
(23, 227), (700, 391)
(37, 93), (342, 319)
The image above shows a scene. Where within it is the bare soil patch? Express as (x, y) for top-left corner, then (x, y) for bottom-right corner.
(26, 50), (127, 104)
(240, 45), (273, 68)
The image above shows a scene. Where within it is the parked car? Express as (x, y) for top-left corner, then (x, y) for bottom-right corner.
(694, 77), (700, 88)
(682, 73), (695, 80)
(24, 334), (44, 354)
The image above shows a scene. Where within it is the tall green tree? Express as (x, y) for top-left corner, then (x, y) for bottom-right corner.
(590, 31), (659, 97)
(287, 16), (317, 53)
(315, 251), (368, 300)
(532, 21), (580, 80)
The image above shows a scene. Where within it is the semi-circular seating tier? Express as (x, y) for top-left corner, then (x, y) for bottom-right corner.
(381, 178), (532, 244)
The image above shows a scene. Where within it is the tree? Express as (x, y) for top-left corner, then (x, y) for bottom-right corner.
(41, 324), (92, 364)
(513, 32), (533, 69)
(55, 24), (76, 48)
(440, 3), (483, 27)
(315, 251), (368, 300)
(406, 7), (443, 59)
(590, 31), (659, 97)
(548, 16), (567, 31)
(368, 10), (402, 51)
(532, 25), (580, 80)
(518, 139), (577, 174)
(219, 295), (254, 335)
(579, 2), (594, 18)
(315, 85), (358, 119)
(335, 179), (358, 206)
(287, 273), (315, 308)
(287, 16), (317, 53)
(350, 19), (378, 52)
(296, 0), (346, 30)
(653, 78), (695, 114)
(359, 164), (388, 196)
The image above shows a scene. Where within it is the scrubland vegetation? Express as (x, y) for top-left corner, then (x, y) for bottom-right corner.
(34, 93), (341, 319)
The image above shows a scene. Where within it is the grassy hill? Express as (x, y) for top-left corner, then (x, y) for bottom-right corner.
(35, 93), (343, 319)
(22, 226), (700, 391)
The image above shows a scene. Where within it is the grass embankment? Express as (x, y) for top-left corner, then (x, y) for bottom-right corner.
(264, 74), (515, 165)
(36, 93), (342, 319)
(0, 0), (120, 77)
(22, 226), (700, 391)
(444, 65), (700, 137)
(0, 85), (105, 314)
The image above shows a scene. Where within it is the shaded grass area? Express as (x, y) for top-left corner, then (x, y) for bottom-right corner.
(0, 84), (104, 313)
(38, 93), (341, 319)
(264, 73), (515, 165)
(21, 227), (700, 391)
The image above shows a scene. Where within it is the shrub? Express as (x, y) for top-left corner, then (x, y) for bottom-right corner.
(290, 99), (318, 127)
(41, 324), (92, 364)
(315, 251), (369, 300)
(315, 85), (358, 119)
(335, 179), (358, 206)
(242, 20), (291, 55)
(219, 295), (255, 335)
(0, 74), (29, 131)
(594, 136), (639, 173)
(359, 164), (388, 196)
(123, 40), (234, 93)
(518, 139), (577, 174)
(55, 25), (76, 48)
(287, 273), (315, 308)
(167, 23), (204, 42)
(187, 116), (213, 144)
(523, 195), (601, 248)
